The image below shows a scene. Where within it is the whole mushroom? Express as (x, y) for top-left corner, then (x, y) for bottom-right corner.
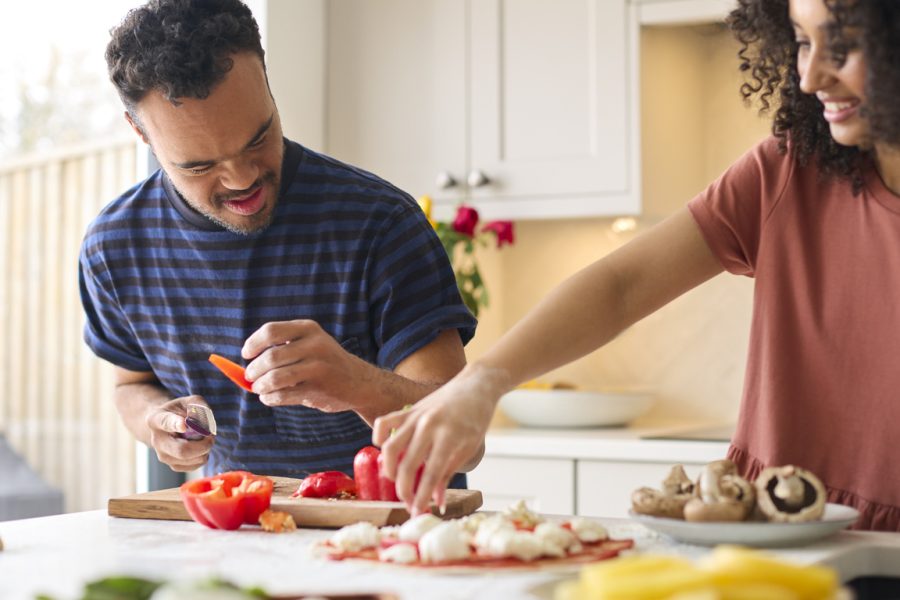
(631, 465), (695, 519)
(755, 465), (826, 522)
(683, 460), (755, 522)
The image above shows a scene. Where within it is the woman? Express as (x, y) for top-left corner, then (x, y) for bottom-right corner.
(375, 0), (900, 531)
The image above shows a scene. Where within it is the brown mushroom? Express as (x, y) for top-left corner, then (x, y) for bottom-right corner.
(662, 464), (695, 496)
(632, 487), (692, 519)
(683, 460), (755, 522)
(755, 465), (826, 522)
(631, 465), (694, 519)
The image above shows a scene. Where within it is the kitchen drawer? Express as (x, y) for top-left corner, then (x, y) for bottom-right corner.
(468, 456), (574, 515)
(576, 460), (706, 518)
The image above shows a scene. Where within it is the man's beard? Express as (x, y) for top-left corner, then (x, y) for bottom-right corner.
(182, 170), (280, 235)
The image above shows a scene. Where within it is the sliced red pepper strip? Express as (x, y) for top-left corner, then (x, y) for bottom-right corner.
(179, 471), (273, 530)
(209, 354), (253, 392)
(293, 471), (356, 498)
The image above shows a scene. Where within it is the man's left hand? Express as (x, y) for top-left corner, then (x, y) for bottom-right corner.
(242, 320), (374, 413)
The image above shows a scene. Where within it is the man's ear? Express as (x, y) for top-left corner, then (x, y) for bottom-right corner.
(124, 111), (150, 145)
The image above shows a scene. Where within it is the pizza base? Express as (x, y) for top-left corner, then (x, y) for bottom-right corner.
(322, 538), (634, 573)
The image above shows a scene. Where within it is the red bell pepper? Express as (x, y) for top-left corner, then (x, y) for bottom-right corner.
(208, 354), (253, 392)
(180, 471), (273, 530)
(354, 446), (384, 500)
(293, 471), (356, 498)
(353, 446), (424, 501)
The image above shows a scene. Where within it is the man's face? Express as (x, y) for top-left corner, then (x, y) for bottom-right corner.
(130, 52), (284, 235)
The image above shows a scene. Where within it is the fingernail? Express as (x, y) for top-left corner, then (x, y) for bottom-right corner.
(439, 503), (446, 516)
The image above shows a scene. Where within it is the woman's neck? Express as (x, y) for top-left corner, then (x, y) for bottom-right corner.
(874, 144), (900, 196)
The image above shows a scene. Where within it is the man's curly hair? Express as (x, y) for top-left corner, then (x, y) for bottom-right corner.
(106, 0), (265, 115)
(728, 0), (900, 190)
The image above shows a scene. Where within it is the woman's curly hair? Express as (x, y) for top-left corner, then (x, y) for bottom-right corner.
(728, 0), (900, 190)
(106, 0), (264, 115)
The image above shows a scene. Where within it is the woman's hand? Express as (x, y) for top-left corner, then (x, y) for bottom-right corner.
(373, 363), (511, 515)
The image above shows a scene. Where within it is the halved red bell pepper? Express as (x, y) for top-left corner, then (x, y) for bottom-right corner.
(180, 471), (273, 530)
(293, 471), (356, 498)
(208, 354), (253, 392)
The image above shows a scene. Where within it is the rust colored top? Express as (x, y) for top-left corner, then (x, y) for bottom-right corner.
(689, 137), (900, 531)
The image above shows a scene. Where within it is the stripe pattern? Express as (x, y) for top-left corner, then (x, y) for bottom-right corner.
(79, 139), (476, 478)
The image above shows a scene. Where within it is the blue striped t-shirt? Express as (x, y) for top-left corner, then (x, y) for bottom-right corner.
(79, 139), (477, 479)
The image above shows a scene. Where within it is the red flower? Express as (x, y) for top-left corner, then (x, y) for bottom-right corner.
(452, 205), (479, 237)
(482, 220), (515, 247)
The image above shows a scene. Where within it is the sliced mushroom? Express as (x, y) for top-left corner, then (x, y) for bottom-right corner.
(755, 465), (826, 522)
(684, 460), (755, 522)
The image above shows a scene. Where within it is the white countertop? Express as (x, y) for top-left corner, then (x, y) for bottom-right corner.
(3, 510), (900, 600)
(485, 424), (731, 463)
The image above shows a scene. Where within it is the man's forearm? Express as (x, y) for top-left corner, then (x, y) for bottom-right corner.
(355, 368), (444, 426)
(113, 382), (173, 446)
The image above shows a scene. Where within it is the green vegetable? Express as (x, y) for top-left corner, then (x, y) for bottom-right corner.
(34, 577), (269, 600)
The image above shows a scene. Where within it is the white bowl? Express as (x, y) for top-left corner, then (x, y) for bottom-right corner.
(498, 389), (654, 428)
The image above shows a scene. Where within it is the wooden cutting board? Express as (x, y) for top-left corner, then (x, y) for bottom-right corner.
(108, 476), (483, 528)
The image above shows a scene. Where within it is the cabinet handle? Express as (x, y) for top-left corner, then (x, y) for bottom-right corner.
(435, 171), (457, 190)
(467, 169), (490, 188)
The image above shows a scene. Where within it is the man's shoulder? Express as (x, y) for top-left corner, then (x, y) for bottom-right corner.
(82, 172), (167, 248)
(285, 141), (418, 217)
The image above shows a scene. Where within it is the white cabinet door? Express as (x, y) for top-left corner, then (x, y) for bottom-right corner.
(576, 460), (707, 518)
(326, 0), (467, 203)
(468, 0), (635, 219)
(468, 456), (575, 515)
(325, 0), (638, 220)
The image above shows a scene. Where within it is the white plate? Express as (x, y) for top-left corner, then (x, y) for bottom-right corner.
(498, 389), (654, 428)
(631, 503), (860, 548)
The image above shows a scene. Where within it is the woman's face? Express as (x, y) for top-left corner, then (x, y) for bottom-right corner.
(791, 0), (869, 148)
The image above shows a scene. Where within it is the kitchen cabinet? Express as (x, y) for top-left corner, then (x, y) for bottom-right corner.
(576, 459), (694, 517)
(634, 0), (734, 25)
(469, 455), (712, 518)
(325, 0), (639, 221)
(467, 456), (575, 515)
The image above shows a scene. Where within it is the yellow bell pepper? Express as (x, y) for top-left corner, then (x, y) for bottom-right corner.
(699, 546), (838, 600)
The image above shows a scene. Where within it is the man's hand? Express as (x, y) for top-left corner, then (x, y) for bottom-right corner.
(242, 320), (375, 413)
(145, 396), (214, 472)
(373, 363), (508, 515)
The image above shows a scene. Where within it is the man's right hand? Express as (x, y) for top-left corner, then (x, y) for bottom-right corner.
(145, 396), (214, 472)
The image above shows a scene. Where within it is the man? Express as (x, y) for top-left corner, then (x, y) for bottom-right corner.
(80, 0), (478, 486)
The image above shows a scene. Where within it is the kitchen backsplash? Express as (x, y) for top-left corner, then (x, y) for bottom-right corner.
(468, 24), (771, 426)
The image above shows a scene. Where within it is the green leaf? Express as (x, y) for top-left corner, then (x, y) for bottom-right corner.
(80, 577), (163, 600)
(458, 287), (479, 318)
(470, 263), (483, 289)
